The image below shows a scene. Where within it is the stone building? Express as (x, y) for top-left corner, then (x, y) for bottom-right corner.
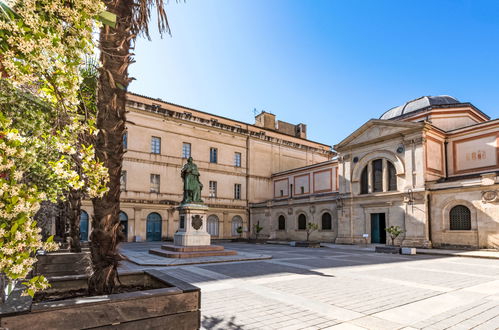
(80, 93), (333, 241)
(252, 96), (499, 248)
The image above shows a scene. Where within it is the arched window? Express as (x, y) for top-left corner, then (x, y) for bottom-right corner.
(146, 212), (162, 241)
(207, 215), (219, 236)
(278, 215), (286, 230)
(450, 205), (471, 230)
(298, 214), (307, 230)
(321, 213), (332, 230)
(231, 216), (243, 236)
(388, 161), (397, 191)
(359, 158), (398, 194)
(119, 211), (128, 241)
(80, 211), (89, 241)
(360, 167), (368, 194)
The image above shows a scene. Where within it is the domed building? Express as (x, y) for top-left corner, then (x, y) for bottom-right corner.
(251, 95), (499, 249)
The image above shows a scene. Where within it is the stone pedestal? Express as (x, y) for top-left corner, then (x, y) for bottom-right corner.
(174, 204), (210, 246)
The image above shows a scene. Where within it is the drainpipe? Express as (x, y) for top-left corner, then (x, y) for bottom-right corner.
(246, 135), (250, 238)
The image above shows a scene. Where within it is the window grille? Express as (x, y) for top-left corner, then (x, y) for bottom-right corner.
(450, 205), (471, 230)
(372, 159), (383, 192)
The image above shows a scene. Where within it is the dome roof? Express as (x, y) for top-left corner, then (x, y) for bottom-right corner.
(380, 95), (460, 120)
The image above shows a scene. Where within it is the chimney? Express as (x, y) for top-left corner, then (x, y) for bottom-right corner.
(254, 111), (276, 130)
(295, 123), (307, 139)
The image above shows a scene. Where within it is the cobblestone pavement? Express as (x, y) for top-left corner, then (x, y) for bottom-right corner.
(119, 243), (499, 330)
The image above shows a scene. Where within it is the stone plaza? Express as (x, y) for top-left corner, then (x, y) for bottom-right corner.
(119, 242), (499, 330)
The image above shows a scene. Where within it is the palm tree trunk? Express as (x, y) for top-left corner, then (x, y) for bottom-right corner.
(67, 189), (82, 253)
(89, 0), (133, 295)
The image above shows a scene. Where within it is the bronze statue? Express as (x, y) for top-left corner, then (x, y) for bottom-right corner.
(181, 157), (203, 204)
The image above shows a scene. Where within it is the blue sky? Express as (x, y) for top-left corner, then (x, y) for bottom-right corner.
(129, 0), (499, 145)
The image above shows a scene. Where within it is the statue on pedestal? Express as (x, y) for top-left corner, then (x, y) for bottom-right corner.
(181, 157), (203, 204)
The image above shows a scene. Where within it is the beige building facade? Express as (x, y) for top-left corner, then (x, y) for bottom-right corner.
(81, 93), (333, 241)
(252, 96), (499, 248)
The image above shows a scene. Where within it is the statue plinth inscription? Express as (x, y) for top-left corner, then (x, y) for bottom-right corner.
(174, 158), (211, 246)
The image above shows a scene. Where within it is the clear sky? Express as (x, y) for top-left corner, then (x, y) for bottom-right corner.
(129, 0), (499, 145)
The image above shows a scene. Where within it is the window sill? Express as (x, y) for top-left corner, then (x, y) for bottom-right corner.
(444, 230), (477, 233)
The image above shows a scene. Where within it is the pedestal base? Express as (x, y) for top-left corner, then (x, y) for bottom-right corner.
(174, 231), (211, 246)
(150, 244), (237, 259)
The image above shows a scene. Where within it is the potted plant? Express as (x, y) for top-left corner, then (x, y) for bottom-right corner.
(292, 222), (320, 248)
(253, 221), (263, 241)
(236, 225), (243, 238)
(375, 226), (404, 254)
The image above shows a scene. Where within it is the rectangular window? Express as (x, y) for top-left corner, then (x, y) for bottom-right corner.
(209, 181), (217, 198)
(234, 184), (241, 200)
(123, 132), (128, 149)
(210, 147), (218, 163)
(280, 189), (284, 197)
(150, 174), (160, 193)
(182, 142), (191, 158)
(151, 136), (161, 154)
(300, 186), (305, 194)
(120, 171), (127, 191)
(234, 152), (241, 167)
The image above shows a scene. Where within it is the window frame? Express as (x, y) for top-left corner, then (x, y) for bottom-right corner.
(150, 174), (160, 193)
(120, 170), (127, 191)
(182, 142), (191, 159)
(234, 183), (241, 200)
(209, 180), (217, 198)
(321, 212), (332, 230)
(209, 147), (218, 163)
(151, 136), (161, 154)
(234, 152), (241, 167)
(449, 205), (472, 230)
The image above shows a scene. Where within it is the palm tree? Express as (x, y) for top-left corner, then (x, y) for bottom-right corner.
(89, 0), (170, 294)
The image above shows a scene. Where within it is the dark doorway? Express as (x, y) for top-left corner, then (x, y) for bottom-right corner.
(370, 213), (386, 244)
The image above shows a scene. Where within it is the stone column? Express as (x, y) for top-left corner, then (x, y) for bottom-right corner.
(382, 158), (388, 192)
(367, 161), (373, 193)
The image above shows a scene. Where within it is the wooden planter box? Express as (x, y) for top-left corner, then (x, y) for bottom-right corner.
(375, 245), (401, 254)
(0, 270), (200, 330)
(34, 251), (91, 277)
(290, 241), (321, 248)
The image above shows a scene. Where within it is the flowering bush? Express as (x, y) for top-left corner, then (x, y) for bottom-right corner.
(0, 0), (108, 297)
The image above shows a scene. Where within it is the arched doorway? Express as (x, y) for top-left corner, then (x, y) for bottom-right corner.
(80, 211), (89, 241)
(207, 215), (219, 237)
(146, 212), (162, 241)
(231, 216), (243, 236)
(119, 211), (128, 241)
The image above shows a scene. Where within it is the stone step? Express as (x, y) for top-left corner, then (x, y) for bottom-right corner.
(150, 248), (238, 259)
(161, 244), (225, 252)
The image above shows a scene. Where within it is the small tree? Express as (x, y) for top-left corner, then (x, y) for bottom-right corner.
(385, 226), (404, 246)
(306, 222), (319, 241)
(253, 221), (263, 240)
(236, 226), (243, 238)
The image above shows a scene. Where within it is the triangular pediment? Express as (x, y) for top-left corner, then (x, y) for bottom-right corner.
(334, 119), (425, 150)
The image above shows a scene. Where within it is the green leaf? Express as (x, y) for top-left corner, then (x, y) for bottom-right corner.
(98, 10), (116, 28)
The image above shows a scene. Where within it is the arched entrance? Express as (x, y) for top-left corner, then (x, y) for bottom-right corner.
(146, 212), (162, 241)
(119, 211), (128, 241)
(80, 210), (89, 241)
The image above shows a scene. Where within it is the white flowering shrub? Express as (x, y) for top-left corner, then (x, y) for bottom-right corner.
(0, 0), (108, 297)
